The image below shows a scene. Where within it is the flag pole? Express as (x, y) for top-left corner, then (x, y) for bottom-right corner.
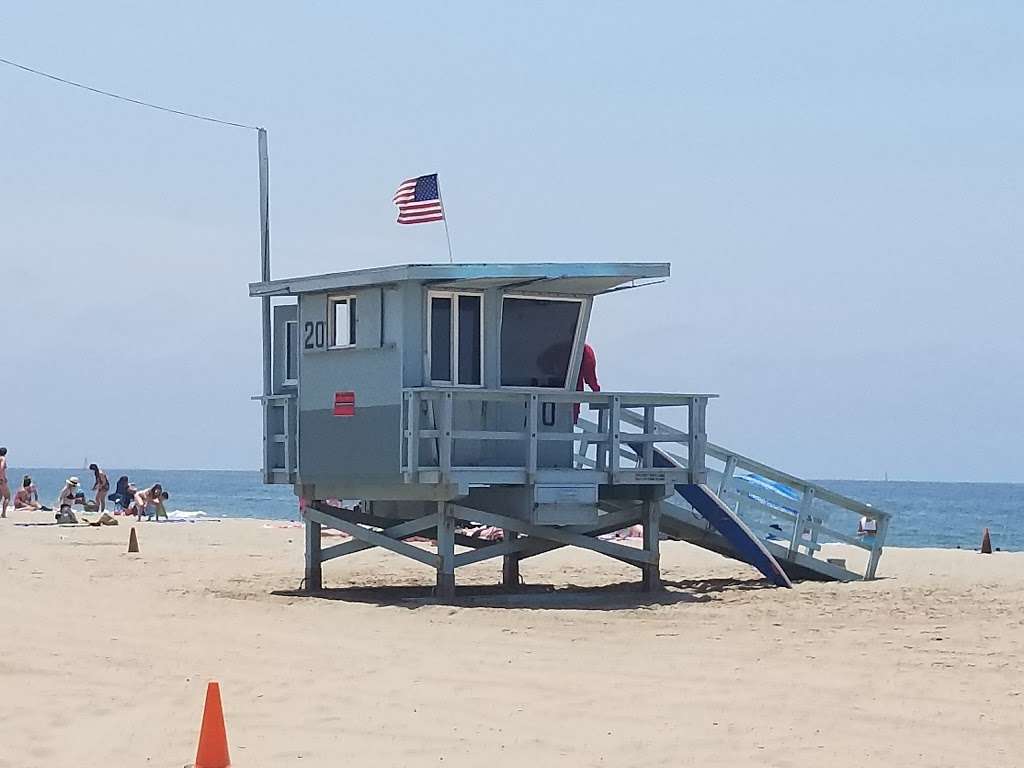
(437, 175), (454, 263)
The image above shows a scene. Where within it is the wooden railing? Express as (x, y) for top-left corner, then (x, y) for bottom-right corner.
(401, 387), (717, 486)
(254, 393), (296, 483)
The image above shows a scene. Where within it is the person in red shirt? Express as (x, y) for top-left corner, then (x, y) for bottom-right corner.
(574, 343), (600, 423)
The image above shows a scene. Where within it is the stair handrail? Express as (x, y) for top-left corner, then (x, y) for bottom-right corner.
(609, 409), (890, 522)
(578, 409), (891, 580)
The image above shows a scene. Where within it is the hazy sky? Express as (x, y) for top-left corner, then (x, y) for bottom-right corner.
(2, 3), (1021, 480)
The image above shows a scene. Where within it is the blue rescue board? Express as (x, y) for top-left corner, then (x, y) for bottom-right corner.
(630, 442), (793, 588)
(676, 483), (792, 588)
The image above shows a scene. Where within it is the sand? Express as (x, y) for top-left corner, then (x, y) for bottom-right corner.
(1, 511), (1022, 768)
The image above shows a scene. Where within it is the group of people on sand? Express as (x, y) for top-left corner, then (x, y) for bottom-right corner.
(0, 449), (169, 524)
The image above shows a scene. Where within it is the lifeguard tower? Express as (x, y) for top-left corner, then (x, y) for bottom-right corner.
(250, 262), (890, 598)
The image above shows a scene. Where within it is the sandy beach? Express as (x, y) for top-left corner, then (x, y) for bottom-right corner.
(1, 512), (1022, 768)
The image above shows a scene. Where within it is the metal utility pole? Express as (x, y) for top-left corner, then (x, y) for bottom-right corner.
(258, 128), (272, 482)
(258, 128), (271, 396)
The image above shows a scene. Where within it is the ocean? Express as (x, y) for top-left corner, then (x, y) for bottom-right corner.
(10, 468), (1024, 552)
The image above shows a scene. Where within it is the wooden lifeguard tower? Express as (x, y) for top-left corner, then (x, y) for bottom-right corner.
(251, 262), (891, 598)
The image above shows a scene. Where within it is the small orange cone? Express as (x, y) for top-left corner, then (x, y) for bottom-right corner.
(195, 681), (231, 768)
(981, 528), (992, 554)
(127, 527), (139, 553)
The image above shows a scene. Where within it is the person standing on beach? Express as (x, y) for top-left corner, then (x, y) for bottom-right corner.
(88, 463), (109, 514)
(0, 447), (10, 518)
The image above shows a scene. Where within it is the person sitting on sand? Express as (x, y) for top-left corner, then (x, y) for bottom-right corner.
(14, 476), (50, 511)
(132, 484), (169, 520)
(89, 463), (110, 514)
(55, 477), (81, 523)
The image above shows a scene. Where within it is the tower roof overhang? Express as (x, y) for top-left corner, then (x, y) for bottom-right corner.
(249, 262), (670, 298)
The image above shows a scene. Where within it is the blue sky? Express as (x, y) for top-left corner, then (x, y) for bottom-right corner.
(2, 2), (1021, 480)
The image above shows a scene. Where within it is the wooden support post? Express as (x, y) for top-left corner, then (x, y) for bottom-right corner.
(304, 515), (322, 591)
(642, 500), (661, 592)
(501, 529), (520, 589)
(436, 502), (456, 599)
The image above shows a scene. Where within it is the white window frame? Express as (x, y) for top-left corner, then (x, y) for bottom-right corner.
(498, 294), (585, 390)
(426, 290), (484, 387)
(283, 320), (299, 385)
(328, 294), (357, 349)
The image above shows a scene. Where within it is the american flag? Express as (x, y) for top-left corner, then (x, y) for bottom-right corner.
(393, 173), (444, 224)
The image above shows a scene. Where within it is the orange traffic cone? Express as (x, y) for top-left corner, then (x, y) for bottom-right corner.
(981, 528), (992, 555)
(127, 527), (139, 553)
(195, 681), (231, 768)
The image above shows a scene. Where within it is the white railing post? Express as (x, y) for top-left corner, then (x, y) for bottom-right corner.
(282, 399), (292, 479)
(596, 405), (609, 471)
(865, 515), (888, 580)
(527, 393), (539, 483)
(261, 398), (271, 482)
(687, 397), (708, 485)
(717, 454), (737, 497)
(404, 390), (419, 482)
(439, 391), (453, 478)
(789, 487), (815, 558)
(609, 395), (622, 479)
(642, 406), (655, 468)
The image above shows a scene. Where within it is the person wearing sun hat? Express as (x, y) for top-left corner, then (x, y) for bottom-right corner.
(55, 476), (81, 523)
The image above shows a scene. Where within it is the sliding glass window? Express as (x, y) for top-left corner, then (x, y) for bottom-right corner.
(428, 292), (483, 386)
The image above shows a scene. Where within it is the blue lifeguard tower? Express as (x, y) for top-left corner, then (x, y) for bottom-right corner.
(251, 262), (890, 598)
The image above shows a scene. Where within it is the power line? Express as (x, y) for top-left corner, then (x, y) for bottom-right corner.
(0, 55), (259, 130)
